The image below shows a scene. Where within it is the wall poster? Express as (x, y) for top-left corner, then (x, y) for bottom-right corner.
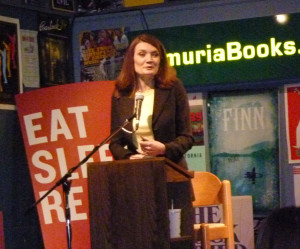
(79, 27), (129, 82)
(0, 15), (22, 106)
(284, 83), (300, 163)
(20, 29), (40, 88)
(207, 90), (279, 214)
(39, 35), (68, 86)
(285, 83), (300, 205)
(186, 92), (206, 172)
(38, 14), (70, 87)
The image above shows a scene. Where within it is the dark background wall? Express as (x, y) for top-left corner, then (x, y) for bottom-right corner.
(0, 110), (43, 248)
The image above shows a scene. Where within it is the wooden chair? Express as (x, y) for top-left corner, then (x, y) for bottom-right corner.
(191, 171), (234, 249)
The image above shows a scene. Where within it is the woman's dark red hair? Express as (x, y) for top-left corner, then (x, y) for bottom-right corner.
(115, 33), (178, 96)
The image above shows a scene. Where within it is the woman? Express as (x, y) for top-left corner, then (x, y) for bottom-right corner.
(109, 33), (194, 241)
(109, 33), (194, 169)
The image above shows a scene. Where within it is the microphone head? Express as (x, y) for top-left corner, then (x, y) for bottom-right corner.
(134, 92), (144, 130)
(135, 92), (144, 101)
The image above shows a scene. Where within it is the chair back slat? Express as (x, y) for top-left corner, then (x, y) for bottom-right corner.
(191, 171), (222, 207)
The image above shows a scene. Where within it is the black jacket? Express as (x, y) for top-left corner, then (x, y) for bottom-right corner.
(109, 80), (194, 168)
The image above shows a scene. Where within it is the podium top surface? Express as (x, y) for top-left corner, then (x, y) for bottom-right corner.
(88, 157), (193, 182)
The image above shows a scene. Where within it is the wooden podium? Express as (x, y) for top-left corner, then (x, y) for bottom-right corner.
(87, 157), (194, 249)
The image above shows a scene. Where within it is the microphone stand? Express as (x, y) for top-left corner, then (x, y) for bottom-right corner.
(26, 113), (136, 249)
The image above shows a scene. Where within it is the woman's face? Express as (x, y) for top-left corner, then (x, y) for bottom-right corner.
(133, 42), (160, 80)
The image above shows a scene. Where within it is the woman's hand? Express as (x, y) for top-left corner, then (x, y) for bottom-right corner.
(129, 154), (145, 160)
(139, 137), (166, 157)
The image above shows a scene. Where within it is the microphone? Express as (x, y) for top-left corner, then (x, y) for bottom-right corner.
(134, 92), (144, 130)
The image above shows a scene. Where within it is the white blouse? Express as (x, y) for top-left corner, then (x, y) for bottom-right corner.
(133, 89), (155, 153)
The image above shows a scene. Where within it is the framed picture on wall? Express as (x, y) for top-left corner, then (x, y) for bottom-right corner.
(38, 13), (71, 87)
(0, 15), (22, 108)
(51, 0), (75, 12)
(38, 34), (69, 87)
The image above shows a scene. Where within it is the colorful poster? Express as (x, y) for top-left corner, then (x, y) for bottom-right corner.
(207, 90), (279, 213)
(188, 92), (204, 145)
(285, 84), (300, 206)
(284, 84), (300, 163)
(0, 15), (22, 106)
(15, 81), (115, 249)
(79, 27), (129, 82)
(20, 29), (40, 88)
(186, 92), (206, 171)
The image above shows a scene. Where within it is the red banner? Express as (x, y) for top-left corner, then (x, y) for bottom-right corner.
(285, 83), (300, 163)
(15, 81), (115, 249)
